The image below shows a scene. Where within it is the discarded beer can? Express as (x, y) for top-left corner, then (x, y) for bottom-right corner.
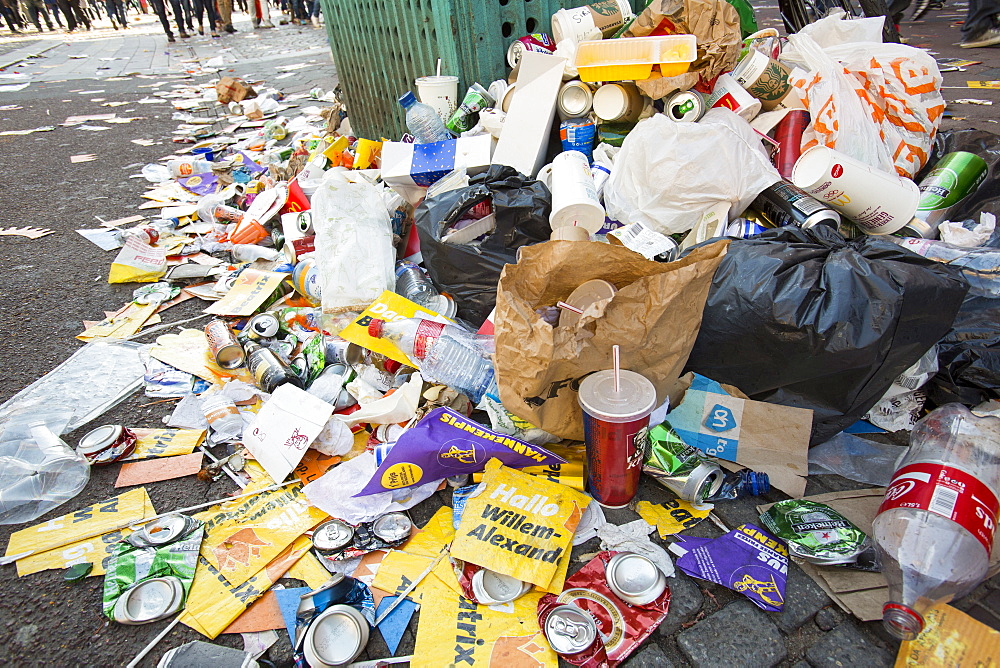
(605, 552), (667, 606)
(643, 423), (724, 502)
(664, 90), (706, 123)
(77, 425), (137, 465)
(205, 318), (246, 369)
(128, 514), (200, 548)
(751, 180), (841, 230)
(759, 499), (870, 566)
(559, 117), (597, 161)
(312, 518), (355, 555)
(725, 218), (768, 238)
(446, 83), (494, 134)
(303, 604), (370, 667)
(112, 576), (185, 624)
(246, 312), (281, 339)
(471, 568), (533, 604)
(558, 81), (595, 119)
(914, 150), (989, 228)
(543, 604), (599, 655)
(312, 513), (412, 564)
(244, 341), (305, 393)
(507, 33), (556, 68)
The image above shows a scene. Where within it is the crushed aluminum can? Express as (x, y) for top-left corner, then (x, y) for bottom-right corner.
(302, 604), (369, 668)
(312, 513), (412, 567)
(77, 425), (137, 464)
(604, 552), (667, 606)
(127, 514), (200, 548)
(205, 318), (246, 369)
(643, 423), (724, 503)
(112, 575), (185, 624)
(542, 604), (600, 656)
(245, 312), (281, 339)
(471, 567), (533, 605)
(759, 499), (870, 566)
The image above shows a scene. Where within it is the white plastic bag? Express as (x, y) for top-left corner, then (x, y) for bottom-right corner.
(782, 12), (944, 178)
(604, 109), (780, 235)
(312, 170), (395, 314)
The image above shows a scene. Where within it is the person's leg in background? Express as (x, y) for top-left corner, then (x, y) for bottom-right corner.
(960, 0), (1000, 46)
(46, 0), (63, 28)
(148, 0), (175, 40)
(216, 0), (233, 32)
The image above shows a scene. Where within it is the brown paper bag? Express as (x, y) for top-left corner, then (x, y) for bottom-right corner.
(494, 239), (728, 441)
(216, 76), (257, 104)
(626, 0), (742, 100)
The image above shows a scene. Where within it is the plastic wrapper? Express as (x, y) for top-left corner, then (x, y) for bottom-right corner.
(0, 340), (146, 435)
(685, 225), (968, 443)
(414, 165), (551, 327)
(312, 170), (395, 314)
(604, 110), (779, 236)
(808, 432), (907, 486)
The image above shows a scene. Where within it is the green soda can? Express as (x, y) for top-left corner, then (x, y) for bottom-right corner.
(643, 423), (724, 502)
(914, 151), (988, 227)
(446, 83), (494, 134)
(759, 500), (869, 565)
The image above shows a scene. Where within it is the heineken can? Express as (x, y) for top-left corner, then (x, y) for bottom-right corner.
(914, 151), (989, 228)
(446, 83), (494, 134)
(759, 499), (869, 565)
(664, 90), (706, 123)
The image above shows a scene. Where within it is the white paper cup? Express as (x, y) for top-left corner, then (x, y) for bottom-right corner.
(708, 73), (761, 121)
(731, 49), (793, 111)
(551, 225), (591, 241)
(416, 75), (460, 121)
(593, 82), (643, 123)
(552, 0), (633, 43)
(792, 145), (920, 235)
(538, 150), (606, 233)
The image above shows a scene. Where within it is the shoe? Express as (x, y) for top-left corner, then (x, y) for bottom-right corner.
(167, 32), (175, 41)
(961, 25), (1000, 47)
(310, 16), (319, 26)
(210, 31), (219, 37)
(179, 31), (190, 37)
(261, 20), (273, 27)
(224, 23), (236, 32)
(197, 25), (203, 34)
(911, 0), (933, 20)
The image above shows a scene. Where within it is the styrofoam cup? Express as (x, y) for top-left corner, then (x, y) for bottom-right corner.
(416, 75), (460, 121)
(792, 145), (919, 235)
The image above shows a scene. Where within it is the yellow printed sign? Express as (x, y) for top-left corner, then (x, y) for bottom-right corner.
(286, 550), (333, 588)
(451, 459), (590, 592)
(205, 269), (287, 316)
(475, 443), (587, 492)
(637, 498), (712, 538)
(372, 506), (458, 600)
(338, 290), (454, 367)
(412, 578), (557, 668)
(6, 488), (156, 577)
(124, 428), (206, 461)
(77, 302), (158, 341)
(896, 604), (1000, 667)
(181, 534), (314, 638)
(967, 81), (1000, 89)
(194, 482), (327, 588)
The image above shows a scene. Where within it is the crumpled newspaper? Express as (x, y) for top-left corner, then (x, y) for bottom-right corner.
(596, 519), (676, 577)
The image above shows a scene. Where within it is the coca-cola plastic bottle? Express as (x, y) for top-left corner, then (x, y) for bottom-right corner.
(367, 317), (495, 403)
(872, 403), (1000, 639)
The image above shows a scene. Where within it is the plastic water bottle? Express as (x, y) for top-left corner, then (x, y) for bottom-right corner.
(367, 317), (495, 402)
(395, 260), (440, 307)
(168, 158), (214, 178)
(872, 403), (1000, 640)
(706, 469), (770, 501)
(398, 91), (452, 144)
(202, 394), (243, 441)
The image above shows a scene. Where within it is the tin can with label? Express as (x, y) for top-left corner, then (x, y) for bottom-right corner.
(77, 424), (137, 464)
(446, 83), (495, 134)
(559, 117), (597, 161)
(244, 341), (304, 393)
(205, 318), (246, 369)
(543, 604), (600, 656)
(915, 151), (989, 227)
(507, 33), (556, 68)
(664, 90), (706, 123)
(292, 257), (322, 305)
(751, 180), (847, 233)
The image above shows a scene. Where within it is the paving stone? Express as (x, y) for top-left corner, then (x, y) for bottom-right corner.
(814, 606), (844, 632)
(677, 600), (787, 668)
(964, 605), (1000, 632)
(622, 643), (675, 668)
(777, 565), (832, 633)
(658, 573), (705, 635)
(791, 662), (811, 668)
(805, 623), (892, 668)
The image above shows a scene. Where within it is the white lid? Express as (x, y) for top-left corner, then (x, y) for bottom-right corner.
(78, 425), (122, 455)
(592, 85), (629, 121)
(578, 369), (657, 422)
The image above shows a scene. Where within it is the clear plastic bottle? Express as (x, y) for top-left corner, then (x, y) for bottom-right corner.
(202, 394), (243, 441)
(872, 403), (1000, 640)
(398, 91), (452, 144)
(367, 317), (495, 402)
(705, 469), (770, 502)
(168, 158), (214, 178)
(395, 260), (439, 307)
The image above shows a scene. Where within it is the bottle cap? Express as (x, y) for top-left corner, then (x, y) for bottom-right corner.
(398, 91), (417, 108)
(368, 319), (385, 338)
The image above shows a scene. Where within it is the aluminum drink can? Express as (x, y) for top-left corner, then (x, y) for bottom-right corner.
(915, 151), (989, 226)
(205, 318), (246, 369)
(578, 369), (657, 508)
(773, 109), (809, 179)
(604, 552), (667, 606)
(559, 117), (597, 161)
(751, 180), (846, 231)
(664, 90), (706, 123)
(507, 33), (556, 68)
(543, 604), (600, 656)
(244, 341), (304, 393)
(245, 312), (281, 339)
(446, 83), (495, 134)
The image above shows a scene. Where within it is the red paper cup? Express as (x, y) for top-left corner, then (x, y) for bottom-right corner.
(579, 368), (657, 508)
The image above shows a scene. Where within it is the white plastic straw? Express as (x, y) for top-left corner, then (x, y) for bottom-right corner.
(436, 58), (442, 77)
(613, 344), (621, 392)
(557, 301), (584, 314)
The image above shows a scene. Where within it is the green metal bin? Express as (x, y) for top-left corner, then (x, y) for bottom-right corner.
(319, 0), (639, 139)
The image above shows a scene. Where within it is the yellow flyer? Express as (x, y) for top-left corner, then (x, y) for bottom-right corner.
(412, 578), (557, 668)
(637, 498), (712, 538)
(77, 302), (159, 341)
(451, 459), (590, 592)
(149, 328), (254, 384)
(896, 604), (1000, 667)
(205, 269), (286, 316)
(6, 488), (155, 577)
(338, 290), (454, 367)
(123, 428), (206, 460)
(194, 482), (327, 587)
(475, 443), (587, 492)
(181, 534), (314, 638)
(372, 506), (459, 599)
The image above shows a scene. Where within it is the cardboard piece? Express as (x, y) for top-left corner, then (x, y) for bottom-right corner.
(758, 488), (888, 621)
(382, 134), (493, 204)
(222, 591), (286, 634)
(242, 384), (334, 483)
(216, 76), (257, 104)
(115, 452), (204, 487)
(666, 373), (812, 497)
(491, 50), (566, 178)
(494, 239), (728, 442)
(205, 269), (286, 316)
(895, 603), (1000, 666)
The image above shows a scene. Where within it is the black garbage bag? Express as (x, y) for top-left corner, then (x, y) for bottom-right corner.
(684, 224), (969, 444)
(415, 165), (551, 327)
(927, 297), (1000, 407)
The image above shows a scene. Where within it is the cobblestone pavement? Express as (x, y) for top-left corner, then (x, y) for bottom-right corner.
(1, 0), (999, 666)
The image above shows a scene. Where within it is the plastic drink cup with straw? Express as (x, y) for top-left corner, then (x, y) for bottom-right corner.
(578, 345), (657, 508)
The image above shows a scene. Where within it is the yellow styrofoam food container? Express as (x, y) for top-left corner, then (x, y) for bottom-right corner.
(575, 35), (698, 82)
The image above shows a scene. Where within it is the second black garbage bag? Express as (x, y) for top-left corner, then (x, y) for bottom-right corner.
(685, 225), (969, 443)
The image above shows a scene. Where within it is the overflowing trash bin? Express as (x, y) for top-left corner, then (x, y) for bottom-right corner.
(6, 0), (1000, 665)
